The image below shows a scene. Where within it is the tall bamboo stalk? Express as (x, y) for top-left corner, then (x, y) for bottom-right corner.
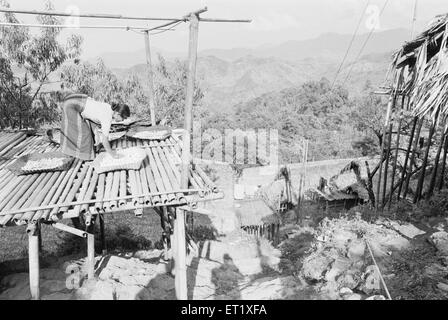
(397, 116), (418, 200)
(438, 132), (448, 190)
(414, 111), (439, 203)
(427, 125), (446, 199)
(403, 118), (424, 199)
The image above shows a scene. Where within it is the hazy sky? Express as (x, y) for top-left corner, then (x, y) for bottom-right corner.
(4, 0), (448, 58)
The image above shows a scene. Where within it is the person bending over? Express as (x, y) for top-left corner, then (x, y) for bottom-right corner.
(59, 93), (130, 160)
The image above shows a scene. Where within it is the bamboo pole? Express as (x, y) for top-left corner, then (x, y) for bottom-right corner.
(59, 163), (90, 214)
(19, 171), (62, 223)
(80, 171), (99, 215)
(128, 170), (140, 207)
(87, 231), (95, 279)
(414, 112), (438, 203)
(149, 146), (178, 202)
(109, 171), (121, 209)
(95, 173), (106, 212)
(146, 148), (170, 202)
(99, 214), (106, 254)
(388, 96), (405, 209)
(73, 166), (94, 216)
(0, 188), (209, 217)
(403, 118), (424, 198)
(397, 116), (418, 200)
(102, 171), (114, 211)
(142, 152), (162, 205)
(176, 12), (200, 301)
(153, 145), (183, 201)
(438, 132), (448, 191)
(27, 223), (40, 300)
(376, 95), (395, 209)
(43, 160), (83, 220)
(52, 222), (87, 238)
(144, 31), (157, 126)
(427, 126), (446, 198)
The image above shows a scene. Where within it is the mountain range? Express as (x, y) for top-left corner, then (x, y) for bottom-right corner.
(93, 28), (411, 112)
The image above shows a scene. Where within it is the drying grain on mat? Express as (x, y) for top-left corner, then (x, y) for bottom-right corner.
(22, 158), (65, 171)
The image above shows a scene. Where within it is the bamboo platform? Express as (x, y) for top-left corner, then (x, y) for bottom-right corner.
(0, 130), (222, 227)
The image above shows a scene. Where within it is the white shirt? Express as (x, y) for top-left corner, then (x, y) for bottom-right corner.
(81, 98), (113, 143)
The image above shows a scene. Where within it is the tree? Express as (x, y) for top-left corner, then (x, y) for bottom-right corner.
(350, 85), (386, 147)
(0, 0), (82, 128)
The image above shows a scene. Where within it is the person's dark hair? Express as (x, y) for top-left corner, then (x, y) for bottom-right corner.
(111, 103), (131, 119)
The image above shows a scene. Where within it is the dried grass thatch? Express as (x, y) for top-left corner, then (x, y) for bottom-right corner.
(392, 14), (448, 126)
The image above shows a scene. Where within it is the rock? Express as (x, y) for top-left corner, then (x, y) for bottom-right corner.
(365, 295), (386, 300)
(384, 220), (426, 239)
(339, 287), (353, 296)
(430, 232), (448, 255)
(360, 265), (381, 294)
(337, 273), (360, 290)
(325, 258), (351, 282)
(424, 263), (448, 278)
(437, 282), (448, 292)
(41, 292), (74, 300)
(239, 276), (301, 300)
(302, 254), (333, 282)
(344, 293), (362, 300)
(347, 240), (366, 261)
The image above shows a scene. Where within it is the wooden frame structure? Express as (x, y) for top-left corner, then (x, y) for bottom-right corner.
(373, 14), (448, 210)
(0, 6), (251, 300)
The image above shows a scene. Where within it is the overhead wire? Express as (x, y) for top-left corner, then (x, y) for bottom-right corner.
(331, 0), (371, 89)
(341, 0), (390, 87)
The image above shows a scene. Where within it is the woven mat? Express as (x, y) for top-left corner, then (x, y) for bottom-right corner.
(7, 151), (74, 176)
(90, 147), (147, 174)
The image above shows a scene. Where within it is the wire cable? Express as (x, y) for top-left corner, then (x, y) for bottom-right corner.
(342, 0), (390, 87)
(331, 0), (371, 89)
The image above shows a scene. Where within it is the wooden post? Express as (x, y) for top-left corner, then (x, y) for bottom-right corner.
(388, 96), (405, 209)
(161, 207), (169, 260)
(175, 12), (200, 301)
(414, 112), (438, 203)
(427, 126), (445, 199)
(144, 30), (156, 126)
(397, 116), (418, 200)
(381, 122), (393, 208)
(27, 223), (40, 300)
(376, 94), (394, 209)
(174, 208), (187, 300)
(403, 118), (424, 198)
(438, 133), (448, 191)
(87, 224), (95, 279)
(99, 213), (106, 255)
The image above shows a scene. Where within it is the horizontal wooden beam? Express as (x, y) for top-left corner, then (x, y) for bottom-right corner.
(0, 7), (182, 21)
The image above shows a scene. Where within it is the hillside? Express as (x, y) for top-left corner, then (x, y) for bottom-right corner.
(112, 52), (391, 113)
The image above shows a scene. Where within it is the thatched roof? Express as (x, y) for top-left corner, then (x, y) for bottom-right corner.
(392, 13), (448, 124)
(235, 199), (280, 227)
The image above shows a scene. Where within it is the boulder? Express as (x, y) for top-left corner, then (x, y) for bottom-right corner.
(325, 258), (351, 282)
(302, 254), (333, 282)
(337, 272), (360, 290)
(347, 240), (366, 261)
(360, 265), (381, 294)
(430, 232), (448, 256)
